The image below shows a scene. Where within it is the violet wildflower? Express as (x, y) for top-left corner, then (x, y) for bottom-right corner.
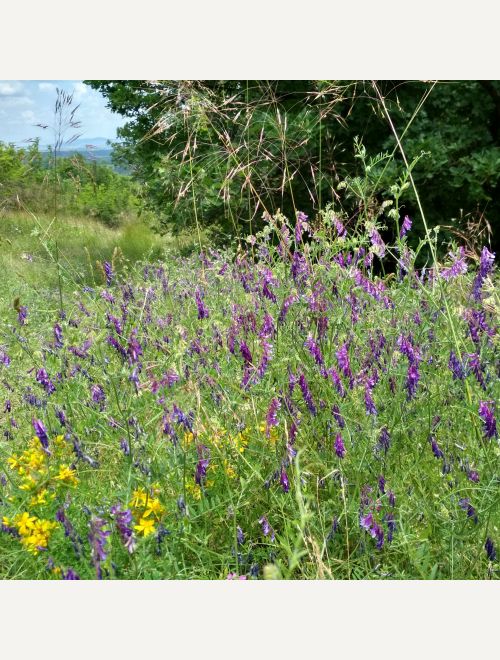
(0, 349), (10, 366)
(327, 367), (346, 398)
(485, 538), (496, 561)
(255, 339), (272, 382)
(237, 526), (245, 545)
(369, 227), (386, 258)
(364, 383), (377, 415)
(278, 294), (296, 325)
(406, 363), (420, 401)
(127, 330), (143, 363)
(91, 384), (106, 405)
(440, 247), (467, 280)
(120, 438), (130, 456)
(466, 353), (486, 390)
(62, 569), (80, 580)
(299, 372), (317, 415)
(478, 401), (497, 439)
(376, 427), (391, 455)
(36, 368), (56, 395)
(18, 305), (28, 326)
(448, 351), (465, 380)
(110, 504), (136, 554)
(305, 334), (324, 366)
(88, 516), (111, 579)
(53, 323), (63, 348)
(400, 215), (412, 238)
(336, 343), (353, 385)
(385, 513), (396, 543)
(429, 435), (444, 459)
(291, 251), (309, 287)
(458, 498), (478, 524)
(378, 475), (386, 495)
(266, 397), (280, 436)
(259, 313), (275, 338)
(333, 217), (347, 238)
(103, 261), (113, 286)
(332, 405), (345, 429)
(108, 335), (127, 358)
(32, 418), (49, 450)
(239, 341), (253, 366)
(258, 516), (275, 541)
(334, 433), (346, 458)
(472, 246), (495, 301)
(195, 289), (209, 319)
(295, 211), (308, 244)
(195, 447), (210, 486)
(388, 491), (396, 508)
(280, 467), (290, 493)
(261, 269), (277, 303)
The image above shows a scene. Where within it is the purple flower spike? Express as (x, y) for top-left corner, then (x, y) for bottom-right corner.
(400, 215), (412, 238)
(266, 397), (280, 436)
(195, 289), (209, 319)
(103, 261), (113, 287)
(53, 323), (63, 348)
(472, 246), (495, 301)
(458, 498), (478, 524)
(334, 433), (346, 459)
(280, 468), (290, 493)
(32, 418), (49, 450)
(89, 517), (111, 579)
(479, 401), (497, 439)
(305, 334), (324, 366)
(258, 516), (275, 541)
(485, 538), (496, 561)
(111, 504), (136, 554)
(298, 372), (317, 415)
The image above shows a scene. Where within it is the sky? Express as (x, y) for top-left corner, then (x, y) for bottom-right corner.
(0, 80), (125, 147)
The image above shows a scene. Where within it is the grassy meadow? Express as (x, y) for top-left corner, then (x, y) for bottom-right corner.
(0, 207), (498, 580)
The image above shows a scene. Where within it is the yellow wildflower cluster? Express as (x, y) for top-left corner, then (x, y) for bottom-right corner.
(6, 512), (58, 555)
(129, 486), (165, 537)
(6, 436), (79, 508)
(259, 423), (280, 445)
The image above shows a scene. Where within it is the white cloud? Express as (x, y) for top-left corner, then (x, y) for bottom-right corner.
(38, 82), (56, 92)
(0, 81), (24, 96)
(0, 95), (34, 108)
(21, 110), (36, 123)
(73, 82), (88, 98)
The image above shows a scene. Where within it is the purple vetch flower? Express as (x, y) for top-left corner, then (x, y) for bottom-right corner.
(440, 247), (468, 280)
(378, 475), (386, 495)
(458, 498), (478, 524)
(195, 445), (210, 486)
(107, 313), (123, 335)
(36, 368), (56, 395)
(369, 227), (386, 258)
(298, 372), (317, 415)
(278, 294), (297, 325)
(236, 526), (245, 545)
(405, 363), (420, 401)
(332, 405), (345, 429)
(305, 334), (324, 366)
(295, 211), (308, 244)
(388, 490), (396, 508)
(4, 400), (11, 413)
(18, 305), (28, 326)
(376, 427), (391, 455)
(120, 438), (130, 456)
(258, 516), (275, 541)
(103, 261), (113, 286)
(280, 467), (290, 493)
(478, 401), (497, 439)
(364, 383), (377, 416)
(127, 330), (143, 364)
(485, 538), (497, 561)
(448, 351), (465, 380)
(467, 469), (480, 483)
(255, 338), (272, 382)
(62, 569), (80, 580)
(0, 349), (10, 366)
(195, 289), (209, 319)
(429, 435), (444, 459)
(336, 343), (353, 385)
(334, 433), (346, 458)
(291, 251), (309, 287)
(327, 367), (346, 398)
(266, 397), (280, 436)
(472, 246), (495, 301)
(107, 335), (127, 358)
(360, 513), (384, 548)
(261, 269), (278, 303)
(259, 313), (275, 338)
(466, 353), (486, 390)
(239, 341), (253, 366)
(385, 512), (396, 543)
(53, 323), (63, 348)
(400, 215), (412, 238)
(88, 516), (111, 579)
(333, 217), (347, 239)
(32, 418), (50, 451)
(111, 504), (136, 554)
(91, 384), (106, 405)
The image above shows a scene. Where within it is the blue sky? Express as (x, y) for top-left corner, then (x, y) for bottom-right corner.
(0, 80), (125, 147)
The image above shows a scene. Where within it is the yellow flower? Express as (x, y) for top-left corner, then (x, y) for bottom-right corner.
(185, 481), (202, 501)
(19, 475), (37, 491)
(2, 516), (12, 527)
(54, 465), (79, 486)
(30, 489), (49, 506)
(7, 455), (20, 471)
(223, 459), (236, 479)
(15, 512), (37, 536)
(143, 498), (165, 519)
(134, 517), (156, 537)
(182, 432), (195, 449)
(129, 488), (148, 508)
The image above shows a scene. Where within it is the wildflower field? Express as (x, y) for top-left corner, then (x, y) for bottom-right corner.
(0, 208), (498, 580)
